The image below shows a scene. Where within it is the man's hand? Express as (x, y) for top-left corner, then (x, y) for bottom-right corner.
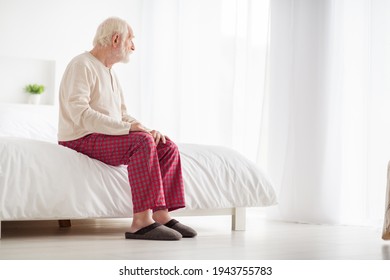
(130, 122), (166, 145)
(129, 122), (149, 133)
(150, 130), (166, 145)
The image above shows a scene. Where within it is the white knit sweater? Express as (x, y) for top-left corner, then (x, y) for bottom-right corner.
(58, 52), (136, 141)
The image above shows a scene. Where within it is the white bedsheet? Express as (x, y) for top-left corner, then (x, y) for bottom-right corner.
(0, 103), (277, 221)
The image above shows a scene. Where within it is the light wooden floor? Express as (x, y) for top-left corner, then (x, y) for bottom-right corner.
(0, 208), (388, 260)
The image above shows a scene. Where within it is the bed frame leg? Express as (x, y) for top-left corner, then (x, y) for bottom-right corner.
(0, 220), (2, 239)
(232, 207), (246, 231)
(58, 220), (72, 228)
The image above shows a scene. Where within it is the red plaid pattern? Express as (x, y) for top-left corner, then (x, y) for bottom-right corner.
(59, 132), (185, 213)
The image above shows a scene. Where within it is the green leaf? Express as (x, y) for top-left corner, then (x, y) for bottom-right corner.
(25, 83), (45, 94)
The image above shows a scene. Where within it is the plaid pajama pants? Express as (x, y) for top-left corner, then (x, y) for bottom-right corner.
(59, 132), (185, 214)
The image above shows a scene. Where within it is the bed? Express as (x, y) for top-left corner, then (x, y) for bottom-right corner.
(0, 103), (277, 238)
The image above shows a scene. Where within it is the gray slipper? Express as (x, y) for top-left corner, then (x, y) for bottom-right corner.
(125, 222), (182, 240)
(165, 219), (197, 238)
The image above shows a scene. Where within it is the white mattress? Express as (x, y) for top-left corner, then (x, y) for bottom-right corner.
(0, 104), (277, 220)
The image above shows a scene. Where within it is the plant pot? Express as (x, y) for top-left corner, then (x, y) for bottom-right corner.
(28, 94), (41, 105)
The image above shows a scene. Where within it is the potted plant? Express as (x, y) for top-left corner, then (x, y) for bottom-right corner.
(25, 84), (45, 105)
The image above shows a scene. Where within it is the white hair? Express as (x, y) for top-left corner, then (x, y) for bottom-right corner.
(93, 17), (129, 47)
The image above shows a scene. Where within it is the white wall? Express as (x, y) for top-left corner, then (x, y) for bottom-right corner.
(0, 0), (142, 109)
(0, 56), (55, 104)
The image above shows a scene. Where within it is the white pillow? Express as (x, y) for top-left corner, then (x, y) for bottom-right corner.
(0, 103), (58, 143)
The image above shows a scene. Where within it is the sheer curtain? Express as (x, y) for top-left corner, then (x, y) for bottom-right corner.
(264, 0), (390, 226)
(122, 0), (390, 227)
(125, 0), (270, 163)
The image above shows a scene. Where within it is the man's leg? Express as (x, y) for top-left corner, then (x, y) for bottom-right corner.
(60, 132), (170, 211)
(155, 138), (186, 212)
(59, 132), (194, 238)
(152, 139), (197, 237)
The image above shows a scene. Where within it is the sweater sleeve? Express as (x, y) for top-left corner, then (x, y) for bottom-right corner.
(63, 62), (131, 136)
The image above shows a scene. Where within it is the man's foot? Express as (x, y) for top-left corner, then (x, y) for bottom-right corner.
(152, 209), (172, 224)
(125, 223), (182, 241)
(165, 219), (197, 238)
(129, 209), (155, 233)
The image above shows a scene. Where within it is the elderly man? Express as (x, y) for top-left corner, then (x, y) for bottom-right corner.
(58, 17), (196, 240)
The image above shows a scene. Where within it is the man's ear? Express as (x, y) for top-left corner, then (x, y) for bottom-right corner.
(112, 34), (120, 47)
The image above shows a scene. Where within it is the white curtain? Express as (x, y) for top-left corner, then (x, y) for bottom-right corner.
(265, 0), (390, 226)
(120, 0), (390, 227)
(125, 0), (270, 163)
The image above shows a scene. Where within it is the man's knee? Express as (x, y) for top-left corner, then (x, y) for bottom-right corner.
(140, 132), (156, 149)
(127, 132), (156, 152)
(163, 138), (179, 153)
(133, 132), (179, 153)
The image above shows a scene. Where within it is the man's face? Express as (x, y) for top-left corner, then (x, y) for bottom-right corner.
(119, 26), (135, 63)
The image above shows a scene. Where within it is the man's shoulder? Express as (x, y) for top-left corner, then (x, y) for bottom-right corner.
(68, 52), (94, 66)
